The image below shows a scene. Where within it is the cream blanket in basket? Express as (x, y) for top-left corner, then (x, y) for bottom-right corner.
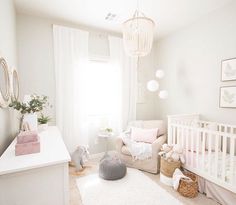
(172, 168), (191, 190)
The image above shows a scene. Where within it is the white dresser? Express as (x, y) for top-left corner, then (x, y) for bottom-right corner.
(0, 126), (71, 205)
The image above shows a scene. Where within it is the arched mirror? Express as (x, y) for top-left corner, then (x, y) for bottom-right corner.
(11, 69), (20, 101)
(0, 57), (10, 107)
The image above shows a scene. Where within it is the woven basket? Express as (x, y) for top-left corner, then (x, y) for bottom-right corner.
(178, 172), (198, 198)
(160, 157), (181, 178)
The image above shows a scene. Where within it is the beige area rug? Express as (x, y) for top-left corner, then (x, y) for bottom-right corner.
(76, 168), (183, 205)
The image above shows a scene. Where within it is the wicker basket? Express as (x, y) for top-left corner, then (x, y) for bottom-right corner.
(178, 172), (198, 198)
(160, 157), (181, 178)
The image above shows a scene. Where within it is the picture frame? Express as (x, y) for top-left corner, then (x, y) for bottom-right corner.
(221, 58), (236, 82)
(219, 86), (236, 108)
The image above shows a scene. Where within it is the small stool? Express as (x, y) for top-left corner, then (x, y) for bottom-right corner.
(99, 155), (126, 180)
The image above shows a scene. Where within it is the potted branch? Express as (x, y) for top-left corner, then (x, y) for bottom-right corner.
(38, 113), (51, 131)
(99, 127), (114, 137)
(9, 95), (49, 131)
(105, 128), (113, 136)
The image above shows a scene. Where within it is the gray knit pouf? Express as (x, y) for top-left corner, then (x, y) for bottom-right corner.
(99, 155), (127, 180)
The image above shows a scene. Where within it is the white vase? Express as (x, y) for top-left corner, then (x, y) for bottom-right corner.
(22, 113), (38, 131)
(38, 123), (48, 132)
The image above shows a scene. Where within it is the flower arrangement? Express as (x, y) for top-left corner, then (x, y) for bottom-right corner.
(9, 95), (49, 114)
(105, 128), (113, 133)
(9, 94), (51, 131)
(99, 127), (113, 136)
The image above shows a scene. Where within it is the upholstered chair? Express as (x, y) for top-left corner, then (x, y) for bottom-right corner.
(116, 120), (166, 174)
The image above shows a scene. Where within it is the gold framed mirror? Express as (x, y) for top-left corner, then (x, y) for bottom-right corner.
(0, 57), (10, 108)
(11, 69), (20, 101)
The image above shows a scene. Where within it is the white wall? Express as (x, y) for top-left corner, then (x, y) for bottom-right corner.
(17, 15), (56, 122)
(0, 0), (18, 155)
(137, 50), (159, 120)
(155, 1), (236, 124)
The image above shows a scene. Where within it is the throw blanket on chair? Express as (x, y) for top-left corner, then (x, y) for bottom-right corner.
(121, 132), (152, 160)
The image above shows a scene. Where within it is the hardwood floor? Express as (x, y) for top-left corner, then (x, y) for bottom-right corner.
(69, 158), (219, 205)
(69, 159), (98, 205)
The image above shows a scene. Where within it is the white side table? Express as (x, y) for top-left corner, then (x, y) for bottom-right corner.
(98, 133), (114, 158)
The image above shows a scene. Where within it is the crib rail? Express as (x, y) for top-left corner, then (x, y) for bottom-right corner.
(168, 114), (236, 193)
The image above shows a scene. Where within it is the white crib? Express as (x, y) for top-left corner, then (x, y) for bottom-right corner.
(168, 114), (236, 194)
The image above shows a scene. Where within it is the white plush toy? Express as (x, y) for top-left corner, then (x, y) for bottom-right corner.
(172, 144), (185, 163)
(159, 143), (185, 163)
(159, 143), (172, 156)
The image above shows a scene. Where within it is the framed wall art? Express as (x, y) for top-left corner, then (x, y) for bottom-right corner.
(219, 86), (236, 108)
(221, 58), (236, 82)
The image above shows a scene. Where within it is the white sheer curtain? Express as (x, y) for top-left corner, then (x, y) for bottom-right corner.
(109, 36), (137, 130)
(53, 25), (137, 153)
(53, 25), (89, 153)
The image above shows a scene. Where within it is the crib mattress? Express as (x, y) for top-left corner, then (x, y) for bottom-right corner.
(185, 151), (236, 183)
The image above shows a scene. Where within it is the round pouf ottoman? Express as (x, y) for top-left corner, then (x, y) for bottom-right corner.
(99, 156), (126, 180)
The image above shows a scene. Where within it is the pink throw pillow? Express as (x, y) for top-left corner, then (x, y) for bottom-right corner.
(131, 127), (159, 143)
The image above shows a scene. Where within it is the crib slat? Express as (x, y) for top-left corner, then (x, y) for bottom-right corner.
(185, 128), (189, 165)
(208, 132), (212, 175)
(191, 128), (194, 167)
(169, 125), (172, 145)
(177, 125), (180, 144)
(202, 131), (206, 170)
(214, 133), (219, 178)
(181, 126), (184, 148)
(173, 126), (176, 144)
(168, 118), (172, 145)
(169, 125), (173, 145)
(172, 125), (174, 145)
(196, 130), (200, 168)
(170, 125), (175, 145)
(222, 135), (227, 181)
(230, 131), (235, 184)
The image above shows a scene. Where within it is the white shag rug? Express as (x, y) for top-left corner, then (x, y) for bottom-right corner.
(76, 168), (183, 205)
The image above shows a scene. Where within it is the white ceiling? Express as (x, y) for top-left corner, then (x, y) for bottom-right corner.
(14, 0), (232, 38)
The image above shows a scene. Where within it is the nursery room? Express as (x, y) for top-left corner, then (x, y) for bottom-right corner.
(0, 0), (236, 205)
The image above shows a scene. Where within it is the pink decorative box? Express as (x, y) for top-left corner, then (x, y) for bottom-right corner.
(17, 130), (38, 144)
(15, 140), (40, 156)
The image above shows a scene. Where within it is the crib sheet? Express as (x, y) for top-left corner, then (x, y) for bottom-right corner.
(185, 151), (236, 183)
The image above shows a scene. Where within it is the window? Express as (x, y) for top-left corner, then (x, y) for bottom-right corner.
(85, 61), (121, 117)
(73, 60), (122, 132)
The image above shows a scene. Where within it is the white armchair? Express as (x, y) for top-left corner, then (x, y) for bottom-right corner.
(116, 120), (166, 174)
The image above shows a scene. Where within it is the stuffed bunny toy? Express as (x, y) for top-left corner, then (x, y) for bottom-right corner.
(71, 146), (89, 171)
